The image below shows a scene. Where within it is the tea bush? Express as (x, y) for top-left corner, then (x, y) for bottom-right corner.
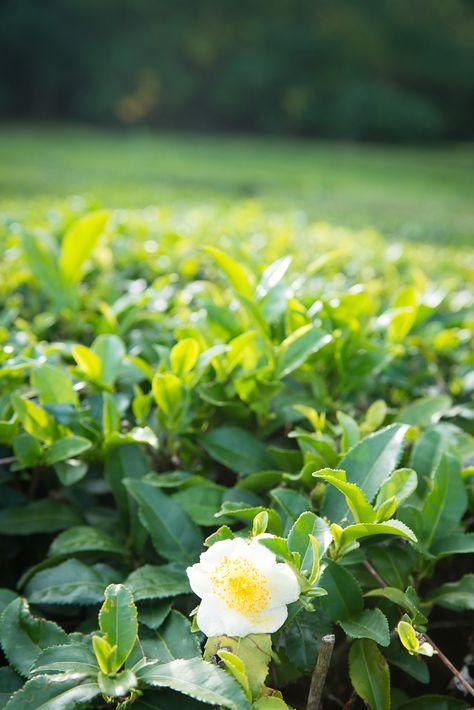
(0, 199), (473, 709)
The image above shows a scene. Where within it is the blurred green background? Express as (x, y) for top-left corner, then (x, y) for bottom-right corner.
(1, 0), (473, 141)
(0, 0), (473, 249)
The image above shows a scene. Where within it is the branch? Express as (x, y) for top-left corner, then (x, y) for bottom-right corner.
(0, 456), (16, 466)
(307, 633), (336, 710)
(362, 559), (474, 698)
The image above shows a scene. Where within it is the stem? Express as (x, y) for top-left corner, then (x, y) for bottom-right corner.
(0, 456), (16, 465)
(422, 634), (474, 698)
(307, 634), (336, 710)
(362, 560), (474, 698)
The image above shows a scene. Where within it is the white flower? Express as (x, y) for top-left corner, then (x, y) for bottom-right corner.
(186, 536), (300, 637)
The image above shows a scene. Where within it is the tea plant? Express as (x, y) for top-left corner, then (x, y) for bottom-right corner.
(0, 202), (473, 709)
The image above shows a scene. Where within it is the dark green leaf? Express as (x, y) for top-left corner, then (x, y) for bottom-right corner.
(172, 484), (224, 526)
(124, 479), (203, 564)
(397, 696), (468, 710)
(5, 672), (100, 709)
(136, 657), (252, 710)
(340, 609), (390, 646)
(0, 598), (69, 677)
(139, 610), (200, 663)
(31, 642), (99, 676)
(45, 436), (92, 465)
(349, 639), (390, 710)
(48, 526), (126, 558)
(199, 426), (274, 475)
(0, 500), (82, 535)
(425, 574), (474, 611)
(138, 600), (173, 630)
(319, 560), (363, 621)
(25, 559), (119, 605)
(124, 565), (190, 601)
(420, 454), (467, 550)
(397, 395), (452, 427)
(0, 667), (23, 706)
(104, 443), (149, 531)
(322, 424), (408, 523)
(98, 669), (137, 698)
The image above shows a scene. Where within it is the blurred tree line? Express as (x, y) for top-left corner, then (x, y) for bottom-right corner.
(1, 0), (473, 141)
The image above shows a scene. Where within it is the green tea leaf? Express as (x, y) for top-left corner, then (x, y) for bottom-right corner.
(5, 673), (100, 709)
(171, 338), (200, 376)
(48, 526), (126, 557)
(71, 344), (102, 381)
(152, 372), (183, 417)
(314, 469), (376, 523)
(98, 584), (138, 672)
(45, 436), (92, 465)
(139, 611), (201, 663)
(339, 519), (417, 549)
(25, 559), (118, 605)
(340, 609), (390, 646)
(287, 512), (332, 574)
(397, 395), (452, 427)
(430, 533), (474, 558)
(204, 634), (272, 699)
(136, 657), (252, 710)
(172, 484), (224, 526)
(13, 433), (42, 467)
(0, 500), (82, 535)
(92, 334), (126, 386)
(388, 286), (419, 342)
(124, 478), (203, 564)
(203, 245), (254, 299)
(0, 598), (69, 677)
(276, 325), (332, 377)
(319, 560), (363, 621)
(124, 565), (190, 601)
(31, 642), (99, 676)
(59, 209), (109, 283)
(0, 667), (23, 706)
(322, 424), (408, 523)
(217, 651), (251, 700)
(199, 426), (274, 474)
(375, 468), (417, 509)
(98, 669), (137, 698)
(425, 575), (474, 611)
(104, 443), (149, 531)
(31, 365), (78, 406)
(420, 454), (467, 550)
(21, 231), (64, 305)
(10, 394), (56, 443)
(349, 639), (390, 710)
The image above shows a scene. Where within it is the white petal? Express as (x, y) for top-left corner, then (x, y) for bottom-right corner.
(186, 563), (211, 598)
(266, 563), (300, 607)
(246, 537), (279, 570)
(252, 604), (288, 633)
(197, 593), (255, 637)
(199, 538), (248, 568)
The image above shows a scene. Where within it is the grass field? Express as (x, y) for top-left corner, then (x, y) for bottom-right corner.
(1, 125), (473, 247)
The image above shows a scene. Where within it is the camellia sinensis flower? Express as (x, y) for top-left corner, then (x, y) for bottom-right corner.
(186, 536), (300, 637)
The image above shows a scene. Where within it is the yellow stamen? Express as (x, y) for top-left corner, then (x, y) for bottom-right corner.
(211, 555), (270, 619)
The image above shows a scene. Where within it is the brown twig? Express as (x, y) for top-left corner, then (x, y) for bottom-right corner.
(362, 559), (474, 698)
(307, 634), (336, 710)
(0, 456), (16, 466)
